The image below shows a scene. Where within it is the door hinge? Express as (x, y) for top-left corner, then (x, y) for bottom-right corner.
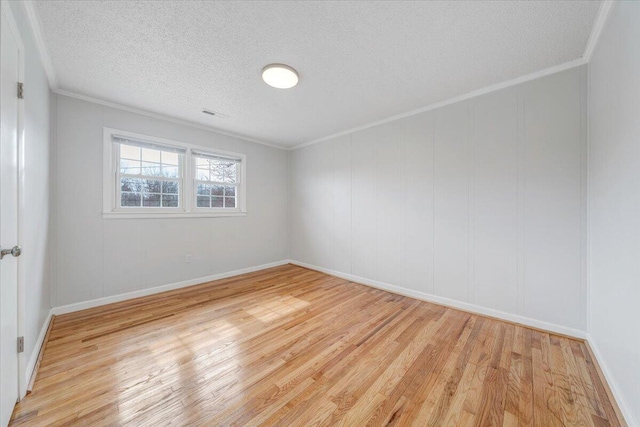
(17, 82), (24, 99)
(17, 336), (24, 353)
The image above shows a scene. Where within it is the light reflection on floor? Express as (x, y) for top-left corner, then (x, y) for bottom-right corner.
(244, 295), (311, 322)
(112, 296), (310, 424)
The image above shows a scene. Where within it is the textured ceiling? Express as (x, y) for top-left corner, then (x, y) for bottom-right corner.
(35, 1), (601, 147)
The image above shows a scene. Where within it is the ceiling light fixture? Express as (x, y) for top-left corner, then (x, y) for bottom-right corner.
(262, 63), (299, 89)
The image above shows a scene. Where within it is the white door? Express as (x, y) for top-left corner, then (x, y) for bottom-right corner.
(0, 5), (21, 427)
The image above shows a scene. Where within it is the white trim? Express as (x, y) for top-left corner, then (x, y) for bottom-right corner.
(50, 260), (290, 316)
(32, 263), (635, 427)
(586, 336), (638, 427)
(25, 311), (52, 390)
(581, 6), (633, 426)
(192, 151), (243, 212)
(20, 2), (287, 152)
(2, 0), (28, 400)
(582, 1), (615, 62)
(22, 0), (605, 153)
(56, 89), (287, 150)
(289, 260), (588, 340)
(102, 211), (248, 220)
(20, 1), (57, 89)
(114, 140), (186, 213)
(293, 58), (587, 150)
(103, 127), (247, 216)
(105, 124), (253, 160)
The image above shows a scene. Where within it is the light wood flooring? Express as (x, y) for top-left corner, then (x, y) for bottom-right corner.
(10, 264), (624, 426)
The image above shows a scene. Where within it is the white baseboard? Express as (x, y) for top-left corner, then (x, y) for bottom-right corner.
(25, 261), (289, 396)
(289, 260), (588, 340)
(586, 336), (638, 427)
(25, 310), (53, 390)
(51, 260), (290, 316)
(36, 259), (634, 426)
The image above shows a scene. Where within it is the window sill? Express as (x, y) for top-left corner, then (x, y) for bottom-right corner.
(102, 211), (247, 219)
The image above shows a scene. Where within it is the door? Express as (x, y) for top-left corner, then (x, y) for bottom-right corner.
(0, 5), (21, 427)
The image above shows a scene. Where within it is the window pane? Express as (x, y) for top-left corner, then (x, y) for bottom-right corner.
(120, 159), (140, 175)
(162, 152), (179, 166)
(141, 148), (161, 163)
(114, 139), (246, 212)
(114, 137), (190, 211)
(121, 192), (141, 207)
(141, 162), (162, 176)
(197, 184), (211, 195)
(212, 196), (223, 207)
(211, 163), (225, 182)
(212, 185), (224, 196)
(163, 181), (179, 194)
(196, 168), (210, 181)
(121, 178), (142, 192)
(162, 195), (178, 207)
(197, 196), (210, 208)
(143, 193), (161, 207)
(143, 179), (161, 193)
(120, 144), (140, 160)
(162, 165), (179, 178)
(223, 163), (236, 183)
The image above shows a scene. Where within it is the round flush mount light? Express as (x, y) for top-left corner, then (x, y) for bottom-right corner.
(261, 63), (299, 89)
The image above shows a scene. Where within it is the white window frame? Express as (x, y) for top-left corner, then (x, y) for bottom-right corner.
(103, 127), (247, 219)
(192, 151), (243, 213)
(114, 137), (186, 214)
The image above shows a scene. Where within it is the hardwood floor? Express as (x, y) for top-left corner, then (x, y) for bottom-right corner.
(11, 264), (623, 426)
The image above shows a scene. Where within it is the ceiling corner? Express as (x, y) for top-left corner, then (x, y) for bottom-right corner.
(21, 0), (58, 90)
(582, 0), (615, 62)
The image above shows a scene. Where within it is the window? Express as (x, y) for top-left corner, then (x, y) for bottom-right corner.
(116, 137), (184, 209)
(193, 151), (241, 209)
(103, 128), (246, 218)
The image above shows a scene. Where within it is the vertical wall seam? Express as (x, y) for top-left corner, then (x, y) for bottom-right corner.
(432, 112), (436, 295)
(515, 91), (519, 316)
(331, 141), (335, 271)
(580, 71), (583, 329)
(521, 86), (527, 318)
(585, 63), (591, 334)
(468, 101), (473, 304)
(101, 105), (106, 299)
(579, 68), (583, 330)
(348, 135), (352, 275)
(374, 130), (378, 281)
(288, 145), (292, 261)
(402, 123), (406, 288)
(521, 86), (526, 318)
(517, 88), (521, 316)
(517, 84), (527, 317)
(581, 65), (589, 331)
(51, 93), (58, 308)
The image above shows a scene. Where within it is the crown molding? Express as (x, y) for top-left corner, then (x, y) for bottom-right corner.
(21, 0), (58, 89)
(22, 0), (605, 152)
(21, 0), (287, 151)
(53, 89), (288, 150)
(292, 58), (587, 150)
(582, 0), (615, 62)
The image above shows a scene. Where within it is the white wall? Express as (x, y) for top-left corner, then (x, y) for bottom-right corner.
(51, 95), (289, 307)
(589, 1), (640, 425)
(7, 1), (52, 386)
(291, 66), (588, 333)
